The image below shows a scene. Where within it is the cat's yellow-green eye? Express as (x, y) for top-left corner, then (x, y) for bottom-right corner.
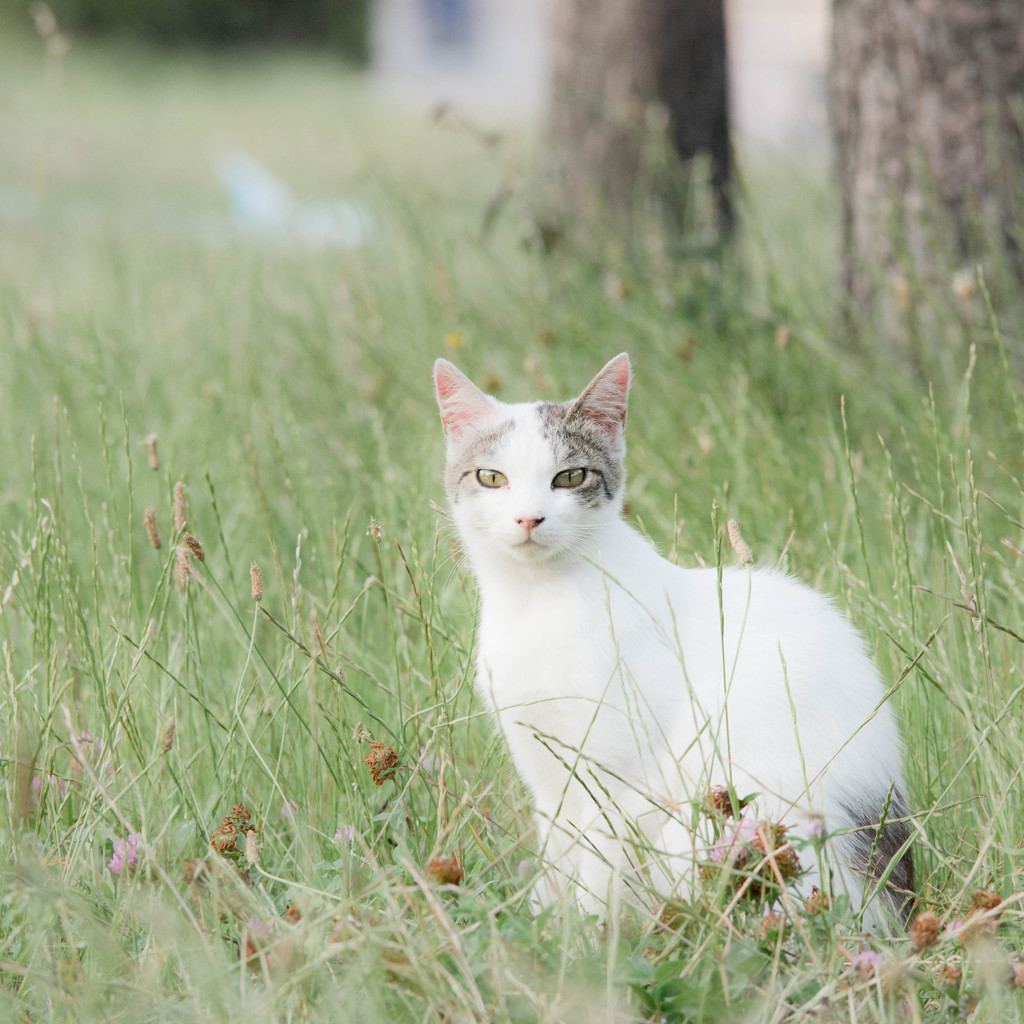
(476, 469), (507, 488)
(553, 468), (587, 488)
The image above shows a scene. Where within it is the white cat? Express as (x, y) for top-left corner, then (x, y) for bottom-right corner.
(434, 353), (914, 925)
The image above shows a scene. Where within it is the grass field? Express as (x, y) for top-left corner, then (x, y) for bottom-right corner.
(3, 19), (1024, 1023)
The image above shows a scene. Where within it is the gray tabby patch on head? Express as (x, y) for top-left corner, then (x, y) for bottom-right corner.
(536, 402), (624, 506)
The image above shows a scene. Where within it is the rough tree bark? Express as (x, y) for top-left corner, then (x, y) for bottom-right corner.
(547, 0), (731, 240)
(830, 0), (1024, 354)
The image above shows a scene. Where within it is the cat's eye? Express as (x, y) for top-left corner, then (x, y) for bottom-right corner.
(553, 468), (587, 489)
(476, 469), (508, 488)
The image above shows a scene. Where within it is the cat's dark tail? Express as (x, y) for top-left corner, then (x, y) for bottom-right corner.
(839, 788), (916, 927)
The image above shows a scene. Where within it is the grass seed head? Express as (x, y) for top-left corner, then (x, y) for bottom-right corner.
(144, 433), (159, 470)
(161, 715), (175, 752)
(183, 532), (205, 561)
(727, 519), (753, 565)
(173, 481), (188, 532)
(174, 543), (192, 589)
(144, 506), (161, 549)
(250, 562), (263, 602)
(244, 828), (259, 865)
(367, 517), (382, 542)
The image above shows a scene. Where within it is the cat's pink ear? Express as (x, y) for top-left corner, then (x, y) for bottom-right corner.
(570, 353), (631, 437)
(433, 359), (497, 440)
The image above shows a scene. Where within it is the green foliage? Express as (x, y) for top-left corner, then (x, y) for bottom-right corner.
(2, 29), (1024, 1024)
(18, 0), (371, 62)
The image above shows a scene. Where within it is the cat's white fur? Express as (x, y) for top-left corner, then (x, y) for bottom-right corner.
(434, 354), (912, 925)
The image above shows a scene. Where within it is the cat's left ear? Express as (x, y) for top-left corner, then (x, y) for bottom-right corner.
(433, 359), (498, 440)
(568, 353), (631, 438)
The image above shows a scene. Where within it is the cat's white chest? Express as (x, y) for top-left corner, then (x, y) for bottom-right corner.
(473, 572), (632, 805)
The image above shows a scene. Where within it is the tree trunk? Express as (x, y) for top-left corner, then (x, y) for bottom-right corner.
(547, 0), (731, 241)
(830, 0), (1024, 358)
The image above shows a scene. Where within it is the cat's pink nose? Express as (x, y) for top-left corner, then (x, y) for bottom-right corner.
(515, 516), (545, 533)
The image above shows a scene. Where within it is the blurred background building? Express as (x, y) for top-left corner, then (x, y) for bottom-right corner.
(371, 0), (830, 144)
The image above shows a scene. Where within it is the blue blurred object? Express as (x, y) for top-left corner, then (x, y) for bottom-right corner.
(215, 149), (293, 230)
(424, 0), (472, 47)
(214, 148), (372, 249)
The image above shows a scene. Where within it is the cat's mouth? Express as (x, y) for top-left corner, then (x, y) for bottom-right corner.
(508, 532), (558, 560)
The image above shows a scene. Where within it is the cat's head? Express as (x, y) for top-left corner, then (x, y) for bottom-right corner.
(433, 355), (630, 566)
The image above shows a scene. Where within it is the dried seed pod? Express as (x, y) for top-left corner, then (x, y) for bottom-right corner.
(250, 562), (263, 602)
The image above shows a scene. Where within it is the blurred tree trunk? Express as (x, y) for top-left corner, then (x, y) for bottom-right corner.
(547, 0), (732, 241)
(831, 0), (1024, 358)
